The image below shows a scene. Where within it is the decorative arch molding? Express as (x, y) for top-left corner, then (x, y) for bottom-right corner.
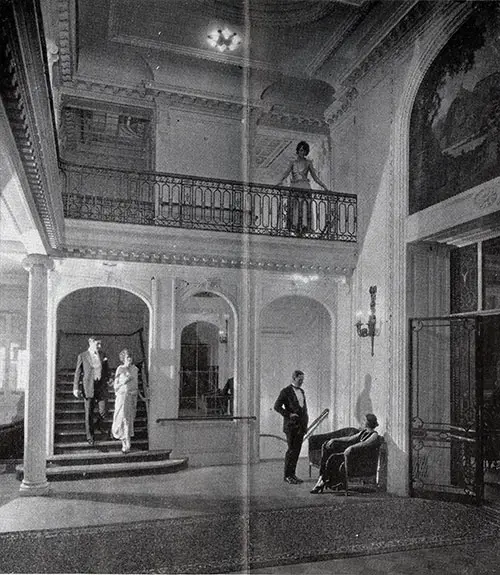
(54, 282), (153, 316)
(258, 276), (340, 323)
(175, 283), (239, 395)
(176, 279), (238, 315)
(388, 2), (476, 474)
(259, 291), (336, 328)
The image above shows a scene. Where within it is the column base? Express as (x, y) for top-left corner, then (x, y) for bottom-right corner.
(19, 480), (51, 497)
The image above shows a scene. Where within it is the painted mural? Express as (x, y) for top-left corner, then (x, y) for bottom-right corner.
(410, 5), (500, 214)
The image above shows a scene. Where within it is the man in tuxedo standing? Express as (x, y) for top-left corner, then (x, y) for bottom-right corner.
(73, 336), (111, 446)
(274, 370), (309, 484)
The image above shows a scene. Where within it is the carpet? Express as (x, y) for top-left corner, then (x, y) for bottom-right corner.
(0, 498), (499, 573)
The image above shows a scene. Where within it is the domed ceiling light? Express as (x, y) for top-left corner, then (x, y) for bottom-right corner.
(207, 27), (241, 52)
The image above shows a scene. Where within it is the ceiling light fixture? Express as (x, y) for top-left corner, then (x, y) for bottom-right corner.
(207, 27), (241, 52)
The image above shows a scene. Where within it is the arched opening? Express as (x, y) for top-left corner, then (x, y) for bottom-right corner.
(259, 295), (332, 460)
(178, 291), (235, 419)
(179, 322), (220, 417)
(55, 287), (150, 454)
(406, 3), (500, 504)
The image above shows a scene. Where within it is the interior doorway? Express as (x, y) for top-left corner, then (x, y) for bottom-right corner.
(55, 287), (150, 454)
(259, 295), (332, 460)
(409, 313), (500, 505)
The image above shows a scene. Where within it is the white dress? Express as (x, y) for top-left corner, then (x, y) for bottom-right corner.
(111, 364), (139, 444)
(288, 158), (313, 232)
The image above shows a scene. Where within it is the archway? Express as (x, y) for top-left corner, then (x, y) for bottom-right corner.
(179, 321), (221, 417)
(259, 295), (332, 460)
(55, 287), (150, 454)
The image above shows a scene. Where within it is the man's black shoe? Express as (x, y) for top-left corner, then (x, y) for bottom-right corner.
(87, 437), (95, 446)
(291, 475), (303, 483)
(284, 476), (299, 485)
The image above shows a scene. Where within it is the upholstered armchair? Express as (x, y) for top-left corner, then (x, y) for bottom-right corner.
(340, 435), (385, 495)
(309, 428), (386, 495)
(308, 427), (358, 477)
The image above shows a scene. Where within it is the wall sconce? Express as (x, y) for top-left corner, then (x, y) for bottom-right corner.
(355, 286), (378, 356)
(219, 317), (229, 344)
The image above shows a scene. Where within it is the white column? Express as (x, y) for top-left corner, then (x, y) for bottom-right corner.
(19, 254), (53, 496)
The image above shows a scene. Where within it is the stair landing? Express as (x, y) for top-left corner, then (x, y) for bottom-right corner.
(16, 449), (188, 481)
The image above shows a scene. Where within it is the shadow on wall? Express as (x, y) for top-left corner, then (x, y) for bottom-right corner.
(356, 374), (373, 426)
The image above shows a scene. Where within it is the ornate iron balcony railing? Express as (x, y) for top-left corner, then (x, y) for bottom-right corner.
(61, 162), (357, 242)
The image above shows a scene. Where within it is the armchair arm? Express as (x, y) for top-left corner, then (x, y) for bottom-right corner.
(345, 436), (383, 478)
(308, 427), (358, 452)
(308, 427), (359, 470)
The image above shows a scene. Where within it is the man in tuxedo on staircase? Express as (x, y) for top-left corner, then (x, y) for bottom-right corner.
(73, 336), (111, 446)
(274, 370), (309, 484)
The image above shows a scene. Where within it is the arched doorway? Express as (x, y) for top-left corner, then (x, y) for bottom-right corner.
(55, 287), (150, 454)
(177, 290), (235, 419)
(259, 295), (332, 460)
(179, 321), (220, 417)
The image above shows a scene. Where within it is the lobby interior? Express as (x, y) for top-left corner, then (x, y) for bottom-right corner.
(2, 0), (500, 572)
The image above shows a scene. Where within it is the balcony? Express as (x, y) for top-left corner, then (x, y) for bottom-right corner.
(61, 163), (357, 242)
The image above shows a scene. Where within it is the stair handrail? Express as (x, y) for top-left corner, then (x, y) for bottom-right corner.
(303, 408), (330, 442)
(258, 408), (330, 446)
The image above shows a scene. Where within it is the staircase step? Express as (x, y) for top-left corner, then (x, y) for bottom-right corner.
(47, 449), (172, 467)
(54, 438), (149, 454)
(55, 417), (147, 428)
(16, 457), (188, 481)
(54, 433), (148, 446)
(55, 425), (147, 437)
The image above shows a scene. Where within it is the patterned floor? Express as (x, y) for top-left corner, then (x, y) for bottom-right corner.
(1, 459), (500, 573)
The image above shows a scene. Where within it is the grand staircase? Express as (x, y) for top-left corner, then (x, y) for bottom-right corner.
(16, 369), (188, 481)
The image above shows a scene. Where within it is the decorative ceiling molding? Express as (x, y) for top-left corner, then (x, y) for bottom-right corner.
(258, 108), (329, 133)
(64, 77), (155, 106)
(325, 87), (359, 126)
(109, 32), (278, 73)
(60, 246), (353, 277)
(56, 0), (76, 83)
(153, 90), (244, 117)
(0, 0), (64, 250)
(342, 1), (432, 88)
(325, 1), (435, 126)
(192, 0), (338, 27)
(60, 77), (329, 133)
(305, 4), (373, 77)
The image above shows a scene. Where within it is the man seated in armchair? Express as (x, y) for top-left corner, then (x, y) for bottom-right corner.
(310, 413), (380, 494)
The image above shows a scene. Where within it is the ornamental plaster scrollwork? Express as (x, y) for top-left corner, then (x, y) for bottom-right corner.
(22, 254), (55, 272)
(56, 0), (74, 83)
(66, 78), (156, 105)
(343, 2), (432, 89)
(325, 87), (359, 125)
(1, 3), (63, 249)
(258, 108), (329, 133)
(61, 246), (352, 277)
(46, 39), (60, 88)
(473, 186), (499, 210)
(153, 90), (243, 117)
(326, 1), (434, 128)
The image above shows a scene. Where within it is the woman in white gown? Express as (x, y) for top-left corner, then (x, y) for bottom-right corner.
(112, 349), (139, 453)
(278, 141), (329, 235)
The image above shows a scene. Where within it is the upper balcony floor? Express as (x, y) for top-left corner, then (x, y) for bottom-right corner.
(60, 162), (358, 276)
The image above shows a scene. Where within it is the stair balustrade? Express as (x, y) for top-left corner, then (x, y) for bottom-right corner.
(61, 162), (357, 242)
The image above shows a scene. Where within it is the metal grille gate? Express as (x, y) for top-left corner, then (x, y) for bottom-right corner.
(409, 316), (483, 504)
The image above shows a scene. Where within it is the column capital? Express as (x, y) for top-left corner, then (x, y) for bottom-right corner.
(22, 254), (54, 272)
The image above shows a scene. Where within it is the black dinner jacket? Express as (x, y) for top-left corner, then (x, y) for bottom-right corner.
(274, 384), (309, 433)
